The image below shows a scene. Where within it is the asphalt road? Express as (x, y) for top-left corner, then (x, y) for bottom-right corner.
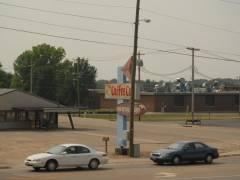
(1, 156), (240, 180)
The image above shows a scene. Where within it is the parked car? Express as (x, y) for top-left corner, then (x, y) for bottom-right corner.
(150, 141), (219, 165)
(25, 144), (108, 171)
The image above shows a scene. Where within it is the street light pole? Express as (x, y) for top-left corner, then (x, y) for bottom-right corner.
(129, 0), (141, 157)
(187, 47), (200, 123)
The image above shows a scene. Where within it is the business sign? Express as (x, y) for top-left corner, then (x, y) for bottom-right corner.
(105, 83), (131, 99)
(105, 83), (140, 100)
(116, 103), (147, 116)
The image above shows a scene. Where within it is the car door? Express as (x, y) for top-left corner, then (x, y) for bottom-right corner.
(181, 143), (196, 161)
(193, 142), (208, 160)
(75, 146), (91, 166)
(61, 146), (79, 166)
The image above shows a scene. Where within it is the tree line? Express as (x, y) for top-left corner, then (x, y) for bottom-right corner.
(0, 43), (239, 106)
(1, 43), (97, 107)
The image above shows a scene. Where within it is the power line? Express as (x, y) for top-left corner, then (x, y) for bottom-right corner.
(1, 25), (240, 64)
(0, 13), (187, 48)
(142, 65), (191, 77)
(2, 14), (240, 58)
(0, 2), (131, 24)
(0, 26), (133, 48)
(141, 68), (174, 80)
(145, 49), (240, 63)
(201, 49), (240, 60)
(220, 0), (240, 5)
(141, 8), (240, 35)
(194, 66), (213, 80)
(55, 0), (135, 9)
(0, 14), (133, 37)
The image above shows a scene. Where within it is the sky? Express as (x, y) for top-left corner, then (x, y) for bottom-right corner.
(0, 0), (240, 81)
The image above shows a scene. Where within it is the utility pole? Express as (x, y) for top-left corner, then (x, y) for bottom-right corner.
(129, 0), (140, 157)
(187, 47), (200, 123)
(77, 58), (80, 107)
(30, 59), (33, 94)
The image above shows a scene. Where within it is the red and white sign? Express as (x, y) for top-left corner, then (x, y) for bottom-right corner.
(105, 83), (131, 99)
(116, 103), (147, 116)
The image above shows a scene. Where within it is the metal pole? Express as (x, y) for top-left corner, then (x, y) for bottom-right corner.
(187, 47), (200, 123)
(129, 0), (140, 157)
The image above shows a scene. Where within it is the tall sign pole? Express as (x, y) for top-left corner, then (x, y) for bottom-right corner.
(129, 0), (140, 157)
(187, 47), (200, 123)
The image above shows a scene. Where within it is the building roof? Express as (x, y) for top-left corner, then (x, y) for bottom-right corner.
(0, 88), (64, 111)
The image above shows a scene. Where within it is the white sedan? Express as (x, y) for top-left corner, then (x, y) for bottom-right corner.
(25, 144), (108, 171)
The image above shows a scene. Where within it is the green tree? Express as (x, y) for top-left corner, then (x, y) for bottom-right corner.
(73, 57), (97, 107)
(0, 63), (12, 88)
(12, 44), (66, 101)
(12, 44), (97, 106)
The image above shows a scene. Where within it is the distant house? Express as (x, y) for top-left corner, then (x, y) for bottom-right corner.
(0, 89), (77, 130)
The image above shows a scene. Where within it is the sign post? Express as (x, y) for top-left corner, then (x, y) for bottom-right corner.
(115, 67), (128, 154)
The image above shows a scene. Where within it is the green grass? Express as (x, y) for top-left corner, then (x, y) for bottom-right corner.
(81, 112), (240, 121)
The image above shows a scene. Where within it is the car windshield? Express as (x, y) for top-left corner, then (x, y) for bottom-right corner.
(46, 145), (66, 155)
(167, 142), (185, 150)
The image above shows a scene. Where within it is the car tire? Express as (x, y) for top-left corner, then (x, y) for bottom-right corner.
(33, 167), (40, 171)
(88, 159), (99, 170)
(172, 156), (181, 165)
(205, 154), (213, 164)
(46, 160), (58, 171)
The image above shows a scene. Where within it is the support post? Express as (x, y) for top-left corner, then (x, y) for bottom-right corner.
(187, 47), (200, 124)
(129, 0), (141, 157)
(67, 113), (75, 129)
(116, 67), (128, 154)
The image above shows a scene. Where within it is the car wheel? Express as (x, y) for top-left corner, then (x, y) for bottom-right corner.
(46, 160), (58, 171)
(205, 154), (213, 164)
(33, 167), (40, 171)
(88, 159), (99, 170)
(172, 156), (181, 165)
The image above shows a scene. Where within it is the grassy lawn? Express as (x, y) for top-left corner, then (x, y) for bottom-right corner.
(81, 112), (240, 121)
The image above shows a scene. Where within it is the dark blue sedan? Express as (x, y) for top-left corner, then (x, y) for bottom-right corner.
(150, 141), (219, 165)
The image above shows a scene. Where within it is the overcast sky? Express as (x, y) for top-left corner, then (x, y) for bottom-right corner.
(0, 0), (240, 81)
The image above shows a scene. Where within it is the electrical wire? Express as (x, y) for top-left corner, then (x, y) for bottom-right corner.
(0, 2), (132, 24)
(142, 65), (191, 77)
(220, 0), (240, 5)
(141, 68), (174, 80)
(1, 25), (240, 64)
(194, 67), (213, 80)
(0, 26), (133, 48)
(55, 0), (135, 9)
(0, 14), (133, 38)
(2, 14), (240, 57)
(141, 8), (240, 35)
(0, 14), (186, 48)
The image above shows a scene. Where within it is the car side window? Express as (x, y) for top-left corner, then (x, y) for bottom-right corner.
(77, 146), (90, 154)
(66, 146), (78, 154)
(183, 143), (195, 151)
(194, 143), (206, 149)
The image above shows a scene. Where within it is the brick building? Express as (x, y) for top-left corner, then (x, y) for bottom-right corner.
(90, 89), (239, 112)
